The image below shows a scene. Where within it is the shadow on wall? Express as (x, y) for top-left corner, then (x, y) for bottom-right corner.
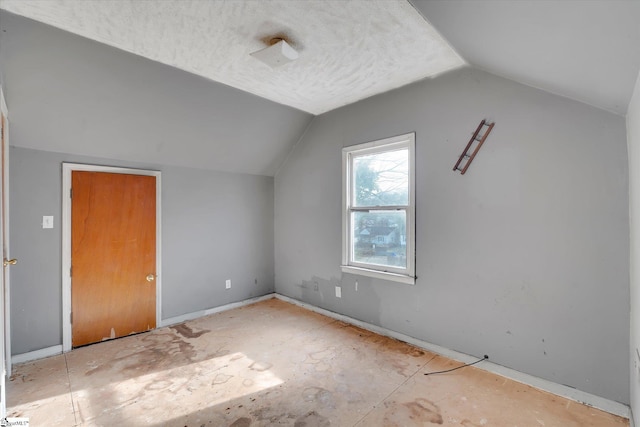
(298, 275), (381, 328)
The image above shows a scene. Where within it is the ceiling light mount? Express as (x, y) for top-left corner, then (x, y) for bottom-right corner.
(250, 36), (299, 69)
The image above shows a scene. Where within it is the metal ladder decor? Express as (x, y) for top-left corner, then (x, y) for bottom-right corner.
(453, 120), (495, 175)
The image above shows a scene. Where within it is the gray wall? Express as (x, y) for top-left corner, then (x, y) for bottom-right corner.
(10, 146), (274, 354)
(0, 11), (312, 176)
(274, 67), (630, 404)
(1, 3), (632, 408)
(627, 69), (640, 423)
(0, 10), (304, 355)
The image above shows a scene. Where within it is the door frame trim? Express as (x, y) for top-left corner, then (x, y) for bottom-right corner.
(62, 163), (162, 352)
(0, 86), (10, 417)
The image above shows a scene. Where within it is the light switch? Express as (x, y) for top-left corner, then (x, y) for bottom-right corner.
(42, 216), (54, 229)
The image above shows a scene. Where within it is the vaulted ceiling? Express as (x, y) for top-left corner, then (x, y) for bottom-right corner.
(1, 1), (639, 177)
(0, 0), (465, 115)
(3, 0), (638, 116)
(412, 0), (640, 115)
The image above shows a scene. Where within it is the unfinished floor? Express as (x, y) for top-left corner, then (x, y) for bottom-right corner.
(7, 298), (628, 426)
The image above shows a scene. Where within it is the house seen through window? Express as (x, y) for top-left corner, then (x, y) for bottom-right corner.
(341, 133), (415, 284)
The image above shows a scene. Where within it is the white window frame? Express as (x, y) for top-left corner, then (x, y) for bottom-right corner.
(341, 132), (416, 285)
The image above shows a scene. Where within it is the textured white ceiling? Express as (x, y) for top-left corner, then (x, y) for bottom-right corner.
(0, 0), (465, 115)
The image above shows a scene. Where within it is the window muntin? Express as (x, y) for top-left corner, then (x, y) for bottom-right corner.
(342, 133), (415, 284)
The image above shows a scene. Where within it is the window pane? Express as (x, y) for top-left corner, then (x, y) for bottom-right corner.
(353, 148), (408, 207)
(352, 210), (406, 268)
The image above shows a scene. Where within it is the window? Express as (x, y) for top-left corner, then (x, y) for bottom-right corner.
(341, 133), (415, 284)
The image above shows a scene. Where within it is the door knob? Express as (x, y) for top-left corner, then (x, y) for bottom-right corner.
(3, 259), (17, 267)
(146, 274), (155, 282)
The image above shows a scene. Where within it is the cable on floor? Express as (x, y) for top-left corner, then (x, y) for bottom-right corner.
(423, 354), (489, 376)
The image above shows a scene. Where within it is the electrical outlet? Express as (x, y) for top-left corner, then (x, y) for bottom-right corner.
(335, 286), (341, 298)
(225, 279), (231, 289)
(314, 282), (319, 291)
(355, 280), (358, 291)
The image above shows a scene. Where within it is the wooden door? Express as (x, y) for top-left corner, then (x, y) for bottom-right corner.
(71, 171), (156, 347)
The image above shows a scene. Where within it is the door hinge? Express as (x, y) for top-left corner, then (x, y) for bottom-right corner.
(70, 266), (72, 277)
(70, 312), (73, 324)
(70, 188), (73, 199)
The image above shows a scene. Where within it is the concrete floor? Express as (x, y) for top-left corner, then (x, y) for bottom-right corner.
(7, 298), (628, 426)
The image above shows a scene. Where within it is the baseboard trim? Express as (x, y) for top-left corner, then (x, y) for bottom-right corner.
(275, 294), (630, 419)
(10, 293), (631, 420)
(12, 345), (63, 365)
(159, 293), (276, 328)
(11, 295), (276, 365)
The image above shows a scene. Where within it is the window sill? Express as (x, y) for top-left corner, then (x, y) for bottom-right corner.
(340, 265), (415, 285)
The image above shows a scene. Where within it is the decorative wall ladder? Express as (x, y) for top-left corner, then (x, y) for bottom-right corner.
(453, 119), (495, 175)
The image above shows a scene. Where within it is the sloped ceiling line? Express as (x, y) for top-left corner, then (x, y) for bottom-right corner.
(0, 0), (465, 115)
